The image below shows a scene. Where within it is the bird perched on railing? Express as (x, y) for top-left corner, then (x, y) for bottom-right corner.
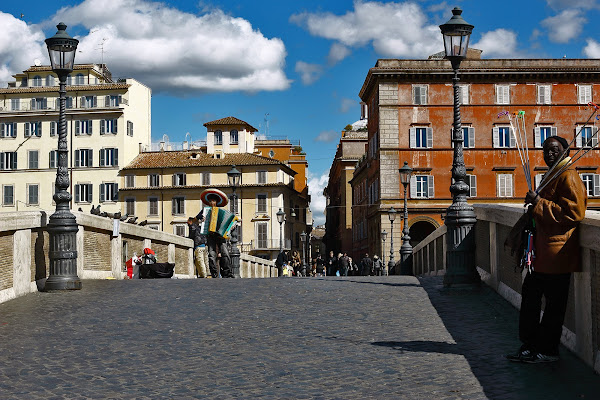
(120, 213), (129, 221)
(126, 216), (138, 224)
(138, 220), (148, 226)
(90, 205), (101, 215)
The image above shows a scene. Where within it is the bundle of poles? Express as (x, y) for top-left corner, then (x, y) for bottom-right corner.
(497, 101), (600, 195)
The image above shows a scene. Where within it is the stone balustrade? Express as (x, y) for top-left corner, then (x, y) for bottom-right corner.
(413, 204), (600, 373)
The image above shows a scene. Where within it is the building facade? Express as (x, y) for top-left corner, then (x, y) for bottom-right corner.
(355, 54), (600, 264)
(0, 64), (151, 214)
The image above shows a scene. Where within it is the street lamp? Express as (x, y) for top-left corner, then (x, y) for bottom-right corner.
(300, 231), (307, 277)
(277, 208), (285, 254)
(44, 23), (81, 291)
(387, 207), (396, 275)
(399, 162), (413, 275)
(227, 165), (242, 278)
(381, 229), (388, 275)
(440, 7), (480, 287)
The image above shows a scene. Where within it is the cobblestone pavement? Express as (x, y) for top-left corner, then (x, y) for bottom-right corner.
(0, 275), (599, 399)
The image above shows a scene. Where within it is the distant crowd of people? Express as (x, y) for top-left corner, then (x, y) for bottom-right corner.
(275, 249), (385, 277)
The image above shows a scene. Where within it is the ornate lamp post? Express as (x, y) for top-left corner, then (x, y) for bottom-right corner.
(440, 8), (480, 287)
(399, 162), (413, 275)
(44, 23), (81, 291)
(381, 229), (387, 275)
(300, 231), (307, 277)
(277, 208), (285, 254)
(227, 165), (241, 278)
(387, 207), (397, 275)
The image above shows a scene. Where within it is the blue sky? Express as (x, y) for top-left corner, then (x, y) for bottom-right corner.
(1, 0), (600, 225)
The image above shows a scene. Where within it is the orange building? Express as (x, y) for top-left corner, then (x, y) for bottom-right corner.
(356, 53), (600, 262)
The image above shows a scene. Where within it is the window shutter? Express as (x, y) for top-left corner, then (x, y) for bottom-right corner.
(105, 95), (110, 107)
(594, 174), (600, 197)
(538, 86), (545, 104)
(508, 175), (513, 197)
(100, 120), (105, 135)
(410, 175), (417, 199)
(496, 86), (501, 103)
(75, 121), (80, 135)
(534, 127), (541, 148)
(75, 150), (80, 167)
(100, 184), (105, 202)
(426, 127), (433, 148)
(421, 86), (427, 105)
(172, 174), (176, 186)
(113, 183), (119, 201)
(576, 129), (583, 148)
(25, 123), (30, 137)
(428, 175), (435, 198)
(114, 148), (118, 166)
(0, 153), (4, 169)
(468, 127), (475, 148)
(497, 175), (503, 197)
(87, 184), (93, 202)
(412, 86), (418, 104)
(88, 120), (93, 135)
(75, 184), (80, 203)
(469, 175), (477, 197)
(409, 127), (416, 148)
(492, 127), (500, 148)
(172, 198), (177, 214)
(99, 149), (105, 166)
(592, 127), (599, 147)
(0, 124), (4, 138)
(88, 150), (93, 167)
(550, 126), (558, 139)
(535, 174), (543, 190)
(11, 153), (16, 169)
(509, 127), (516, 148)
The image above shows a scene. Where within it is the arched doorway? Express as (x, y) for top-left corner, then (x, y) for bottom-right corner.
(408, 218), (438, 248)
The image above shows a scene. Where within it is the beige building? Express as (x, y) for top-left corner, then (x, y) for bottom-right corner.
(0, 63), (151, 213)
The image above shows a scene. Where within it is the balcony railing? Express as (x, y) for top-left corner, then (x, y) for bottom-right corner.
(0, 98), (129, 112)
(248, 239), (291, 251)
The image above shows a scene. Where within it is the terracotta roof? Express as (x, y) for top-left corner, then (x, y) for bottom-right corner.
(203, 116), (258, 132)
(122, 150), (296, 174)
(23, 64), (101, 73)
(0, 83), (130, 95)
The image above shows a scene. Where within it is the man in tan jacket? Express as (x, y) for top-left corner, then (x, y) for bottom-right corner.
(507, 135), (587, 363)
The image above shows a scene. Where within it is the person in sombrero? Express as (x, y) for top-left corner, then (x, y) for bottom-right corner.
(200, 188), (234, 278)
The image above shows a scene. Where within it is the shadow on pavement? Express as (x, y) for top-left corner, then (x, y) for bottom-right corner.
(372, 340), (460, 355)
(418, 276), (600, 400)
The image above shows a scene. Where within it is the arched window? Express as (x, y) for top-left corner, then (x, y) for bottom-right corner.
(230, 129), (238, 144)
(214, 130), (223, 145)
(45, 75), (55, 86)
(32, 75), (42, 87)
(75, 73), (84, 85)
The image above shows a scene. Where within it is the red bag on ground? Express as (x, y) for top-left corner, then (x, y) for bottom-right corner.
(125, 258), (133, 279)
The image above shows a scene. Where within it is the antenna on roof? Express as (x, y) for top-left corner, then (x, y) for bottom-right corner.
(264, 113), (269, 136)
(96, 37), (108, 66)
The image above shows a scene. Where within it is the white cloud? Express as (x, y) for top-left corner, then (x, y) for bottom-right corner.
(295, 61), (322, 85)
(471, 29), (519, 58)
(0, 13), (46, 86)
(583, 38), (600, 57)
(46, 0), (289, 94)
(314, 130), (339, 143)
(307, 169), (329, 226)
(327, 43), (351, 65)
(541, 10), (586, 43)
(546, 0), (598, 9)
(340, 97), (355, 113)
(290, 1), (441, 58)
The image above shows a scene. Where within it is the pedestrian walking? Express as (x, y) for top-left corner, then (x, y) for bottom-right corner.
(276, 249), (289, 277)
(327, 250), (338, 277)
(316, 254), (325, 276)
(187, 211), (209, 278)
(360, 253), (373, 276)
(373, 255), (383, 276)
(506, 136), (587, 363)
(339, 252), (349, 276)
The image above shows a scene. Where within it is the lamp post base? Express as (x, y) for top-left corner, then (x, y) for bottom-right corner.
(443, 207), (480, 287)
(44, 211), (81, 291)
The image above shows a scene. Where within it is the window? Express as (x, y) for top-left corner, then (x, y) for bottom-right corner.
(257, 171), (267, 184)
(537, 85), (551, 104)
(0, 123), (17, 138)
(10, 98), (20, 111)
(75, 120), (93, 135)
(32, 75), (42, 87)
(172, 172), (186, 186)
(65, 96), (73, 109)
(25, 121), (42, 137)
(497, 174), (513, 197)
(27, 184), (39, 205)
(580, 174), (600, 197)
(230, 129), (239, 144)
(256, 222), (268, 248)
(214, 130), (223, 145)
(99, 148), (118, 167)
(459, 85), (469, 105)
(75, 149), (93, 167)
(172, 196), (185, 215)
(496, 85), (510, 104)
(578, 84), (592, 104)
(148, 174), (160, 187)
(410, 175), (435, 199)
(576, 126), (599, 148)
(28, 150), (38, 169)
(125, 175), (135, 188)
(82, 95), (97, 108)
(49, 150), (58, 168)
(74, 183), (93, 203)
(149, 197), (159, 215)
(66, 75), (72, 85)
(100, 119), (117, 134)
(31, 98), (47, 110)
(462, 126), (475, 148)
(50, 121), (57, 137)
(125, 198), (135, 215)
(75, 73), (85, 85)
(412, 85), (428, 105)
(257, 194), (267, 213)
(46, 75), (55, 86)
(409, 127), (433, 148)
(534, 126), (557, 148)
(21, 77), (27, 87)
(174, 224), (186, 237)
(127, 121), (133, 137)
(105, 95), (122, 107)
(100, 182), (119, 202)
(534, 174), (543, 191)
(202, 172), (211, 185)
(493, 126), (515, 148)
(3, 185), (14, 205)
(467, 174), (477, 197)
(0, 152), (17, 170)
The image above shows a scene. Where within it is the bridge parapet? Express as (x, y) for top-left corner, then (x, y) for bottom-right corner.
(0, 211), (276, 304)
(413, 204), (600, 374)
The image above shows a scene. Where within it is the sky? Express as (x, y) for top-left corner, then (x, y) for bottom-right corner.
(1, 0), (600, 226)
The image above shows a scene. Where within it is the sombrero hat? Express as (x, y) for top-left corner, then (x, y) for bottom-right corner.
(200, 188), (229, 207)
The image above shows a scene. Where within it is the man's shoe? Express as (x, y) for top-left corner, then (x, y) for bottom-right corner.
(523, 352), (560, 363)
(505, 348), (535, 362)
